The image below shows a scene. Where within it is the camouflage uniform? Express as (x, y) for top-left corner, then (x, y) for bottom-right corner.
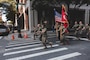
(33, 24), (42, 40)
(85, 24), (89, 32)
(75, 23), (84, 38)
(72, 24), (79, 32)
(87, 27), (90, 40)
(41, 25), (52, 49)
(59, 23), (66, 44)
(81, 24), (89, 37)
(54, 23), (60, 39)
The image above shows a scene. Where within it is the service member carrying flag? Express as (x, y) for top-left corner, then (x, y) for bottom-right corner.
(54, 4), (69, 45)
(60, 4), (69, 45)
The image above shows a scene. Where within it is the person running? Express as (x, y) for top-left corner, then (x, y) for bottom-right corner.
(59, 23), (67, 45)
(71, 21), (79, 32)
(87, 27), (90, 40)
(81, 24), (89, 37)
(41, 24), (52, 49)
(33, 24), (42, 40)
(75, 21), (84, 39)
(54, 22), (60, 40)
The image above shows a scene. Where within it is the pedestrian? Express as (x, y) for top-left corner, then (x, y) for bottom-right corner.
(17, 13), (23, 38)
(41, 24), (52, 49)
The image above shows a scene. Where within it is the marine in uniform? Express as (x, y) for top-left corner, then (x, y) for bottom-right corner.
(71, 21), (79, 32)
(81, 24), (89, 37)
(59, 23), (66, 45)
(75, 21), (84, 39)
(33, 24), (42, 40)
(54, 22), (60, 40)
(87, 27), (90, 40)
(41, 24), (52, 49)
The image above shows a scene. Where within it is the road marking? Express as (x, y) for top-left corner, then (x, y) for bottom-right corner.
(66, 36), (90, 41)
(48, 36), (56, 38)
(6, 47), (68, 60)
(9, 40), (39, 45)
(48, 52), (81, 60)
(6, 41), (41, 47)
(5, 44), (42, 51)
(65, 36), (76, 39)
(4, 44), (59, 56)
(80, 38), (89, 41)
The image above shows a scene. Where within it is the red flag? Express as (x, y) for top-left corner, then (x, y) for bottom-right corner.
(61, 5), (69, 33)
(61, 5), (69, 28)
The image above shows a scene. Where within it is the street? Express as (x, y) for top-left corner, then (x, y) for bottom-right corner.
(1, 0), (90, 60)
(0, 31), (90, 60)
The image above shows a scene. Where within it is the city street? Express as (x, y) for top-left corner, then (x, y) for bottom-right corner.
(0, 31), (90, 60)
(1, 0), (90, 60)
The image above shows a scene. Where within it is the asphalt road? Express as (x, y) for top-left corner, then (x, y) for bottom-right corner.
(0, 32), (90, 60)
(0, 37), (9, 60)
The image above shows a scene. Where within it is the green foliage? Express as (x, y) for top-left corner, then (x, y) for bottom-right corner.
(0, 2), (16, 24)
(6, 10), (15, 23)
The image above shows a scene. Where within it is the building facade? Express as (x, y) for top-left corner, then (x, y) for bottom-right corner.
(18, 0), (90, 32)
(16, 0), (38, 32)
(70, 4), (90, 24)
(0, 7), (2, 22)
(16, 0), (29, 31)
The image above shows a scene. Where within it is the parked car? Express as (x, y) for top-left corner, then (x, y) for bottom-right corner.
(0, 24), (10, 36)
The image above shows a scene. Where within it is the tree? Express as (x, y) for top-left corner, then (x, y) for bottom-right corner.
(6, 6), (16, 23)
(0, 0), (16, 23)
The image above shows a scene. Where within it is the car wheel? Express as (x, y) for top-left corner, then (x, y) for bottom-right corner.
(0, 36), (3, 39)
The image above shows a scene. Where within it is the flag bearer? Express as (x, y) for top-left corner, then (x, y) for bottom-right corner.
(54, 22), (60, 40)
(59, 23), (69, 45)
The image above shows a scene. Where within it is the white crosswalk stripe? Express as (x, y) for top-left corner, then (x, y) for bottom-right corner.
(6, 48), (68, 60)
(48, 52), (81, 60)
(4, 44), (59, 56)
(5, 44), (42, 51)
(6, 41), (41, 47)
(4, 40), (82, 60)
(8, 40), (40, 45)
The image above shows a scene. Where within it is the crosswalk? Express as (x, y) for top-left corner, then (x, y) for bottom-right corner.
(4, 40), (82, 60)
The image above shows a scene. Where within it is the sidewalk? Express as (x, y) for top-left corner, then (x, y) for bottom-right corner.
(4, 31), (54, 40)
(4, 31), (34, 41)
(4, 30), (90, 42)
